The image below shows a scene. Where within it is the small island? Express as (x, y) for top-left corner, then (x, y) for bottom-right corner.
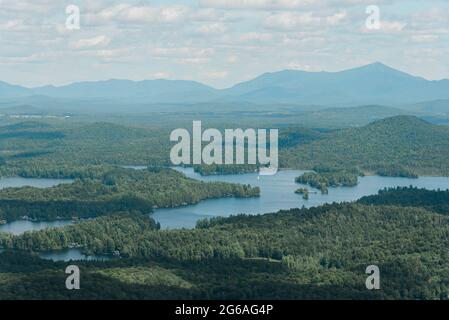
(295, 188), (309, 200)
(295, 171), (358, 194)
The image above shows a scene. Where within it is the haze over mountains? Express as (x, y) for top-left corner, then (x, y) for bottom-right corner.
(1, 63), (449, 109)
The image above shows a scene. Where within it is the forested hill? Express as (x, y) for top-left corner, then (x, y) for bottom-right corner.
(282, 116), (449, 176)
(1, 115), (449, 178)
(358, 186), (449, 215)
(2, 192), (449, 299)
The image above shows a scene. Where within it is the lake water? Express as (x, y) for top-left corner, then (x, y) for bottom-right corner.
(40, 248), (112, 262)
(121, 165), (147, 170)
(0, 220), (73, 235)
(0, 177), (73, 235)
(152, 167), (449, 229)
(2, 169), (449, 261)
(0, 177), (73, 190)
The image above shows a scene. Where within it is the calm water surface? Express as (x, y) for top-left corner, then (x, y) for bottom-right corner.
(152, 167), (449, 229)
(40, 249), (111, 262)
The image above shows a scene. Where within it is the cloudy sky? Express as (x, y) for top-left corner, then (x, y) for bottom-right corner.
(0, 0), (448, 88)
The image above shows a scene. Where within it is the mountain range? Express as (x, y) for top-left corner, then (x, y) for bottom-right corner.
(1, 63), (449, 108)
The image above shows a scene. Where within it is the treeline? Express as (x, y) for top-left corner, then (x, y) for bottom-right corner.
(193, 164), (258, 176)
(375, 166), (418, 178)
(0, 197), (152, 222)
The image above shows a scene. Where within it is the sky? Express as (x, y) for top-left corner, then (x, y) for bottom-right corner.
(0, 0), (448, 88)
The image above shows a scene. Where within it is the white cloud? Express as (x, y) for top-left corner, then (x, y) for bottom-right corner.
(150, 47), (215, 58)
(1, 0), (448, 87)
(150, 71), (171, 79)
(361, 20), (406, 33)
(0, 19), (25, 31)
(227, 55), (238, 63)
(199, 0), (323, 10)
(69, 36), (111, 49)
(410, 34), (439, 43)
(199, 0), (386, 10)
(287, 62), (318, 71)
(116, 5), (189, 24)
(240, 32), (273, 42)
(196, 23), (228, 35)
(203, 71), (229, 79)
(0, 52), (60, 65)
(0, 0), (56, 13)
(380, 21), (407, 33)
(264, 11), (346, 30)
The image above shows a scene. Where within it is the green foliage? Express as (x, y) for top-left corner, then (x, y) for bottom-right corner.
(2, 193), (449, 299)
(358, 186), (449, 215)
(282, 116), (449, 176)
(2, 213), (158, 255)
(376, 166), (418, 178)
(295, 171), (358, 194)
(0, 115), (448, 300)
(294, 188), (309, 200)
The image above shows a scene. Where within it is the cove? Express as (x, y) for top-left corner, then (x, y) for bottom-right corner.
(152, 167), (449, 229)
(0, 177), (73, 190)
(0, 177), (74, 235)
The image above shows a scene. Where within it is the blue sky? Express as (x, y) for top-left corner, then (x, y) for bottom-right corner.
(0, 0), (448, 88)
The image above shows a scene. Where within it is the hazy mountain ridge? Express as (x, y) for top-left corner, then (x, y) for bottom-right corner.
(0, 81), (33, 97)
(1, 63), (449, 108)
(224, 63), (449, 105)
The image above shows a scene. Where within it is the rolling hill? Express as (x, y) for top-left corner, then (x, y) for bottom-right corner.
(405, 99), (449, 115)
(282, 115), (449, 175)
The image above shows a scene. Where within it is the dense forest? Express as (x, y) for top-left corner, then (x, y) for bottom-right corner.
(1, 116), (449, 179)
(1, 188), (449, 299)
(0, 115), (448, 300)
(282, 116), (449, 176)
(358, 186), (449, 215)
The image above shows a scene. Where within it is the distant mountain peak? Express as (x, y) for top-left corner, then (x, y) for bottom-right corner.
(366, 62), (390, 68)
(341, 62), (415, 76)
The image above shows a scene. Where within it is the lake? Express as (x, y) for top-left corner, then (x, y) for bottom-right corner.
(1, 169), (449, 261)
(152, 167), (449, 229)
